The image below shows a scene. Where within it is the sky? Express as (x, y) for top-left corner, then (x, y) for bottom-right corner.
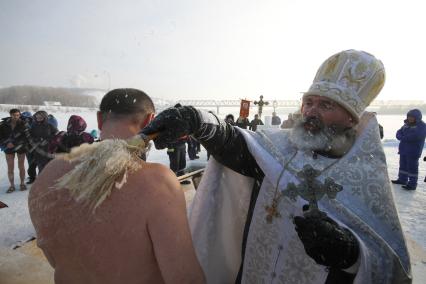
(1, 0), (425, 101)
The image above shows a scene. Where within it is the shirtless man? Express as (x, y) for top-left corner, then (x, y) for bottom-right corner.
(29, 88), (205, 284)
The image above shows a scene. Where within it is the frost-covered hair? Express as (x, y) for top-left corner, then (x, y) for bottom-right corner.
(100, 88), (155, 119)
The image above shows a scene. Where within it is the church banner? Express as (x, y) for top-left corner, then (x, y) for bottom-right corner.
(239, 99), (250, 118)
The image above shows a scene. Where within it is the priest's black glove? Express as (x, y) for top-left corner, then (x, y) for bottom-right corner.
(141, 105), (218, 150)
(293, 206), (359, 270)
(423, 156), (426, 162)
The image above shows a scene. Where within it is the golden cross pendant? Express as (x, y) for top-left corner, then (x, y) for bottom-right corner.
(265, 198), (282, 224)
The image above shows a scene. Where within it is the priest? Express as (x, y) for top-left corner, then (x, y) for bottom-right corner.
(142, 50), (411, 283)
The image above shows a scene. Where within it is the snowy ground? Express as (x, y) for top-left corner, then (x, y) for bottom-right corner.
(0, 110), (425, 281)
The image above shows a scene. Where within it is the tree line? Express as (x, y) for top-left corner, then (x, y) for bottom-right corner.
(0, 86), (97, 107)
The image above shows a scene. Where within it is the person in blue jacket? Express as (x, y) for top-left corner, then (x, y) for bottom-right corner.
(47, 114), (58, 128)
(392, 109), (426, 190)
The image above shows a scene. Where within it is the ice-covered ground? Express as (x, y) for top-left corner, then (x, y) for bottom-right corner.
(0, 109), (425, 281)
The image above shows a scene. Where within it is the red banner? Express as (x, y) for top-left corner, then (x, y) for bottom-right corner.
(239, 99), (250, 118)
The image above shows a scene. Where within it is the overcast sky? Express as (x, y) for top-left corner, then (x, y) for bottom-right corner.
(1, 0), (425, 101)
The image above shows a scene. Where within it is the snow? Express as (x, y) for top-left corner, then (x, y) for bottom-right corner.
(0, 109), (425, 282)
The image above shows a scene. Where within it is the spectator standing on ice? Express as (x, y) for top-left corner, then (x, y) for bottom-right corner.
(392, 109), (426, 190)
(281, 113), (295, 129)
(236, 116), (250, 129)
(187, 136), (199, 160)
(249, 114), (263, 131)
(0, 109), (29, 193)
(30, 111), (58, 173)
(271, 112), (281, 126)
(21, 112), (37, 184)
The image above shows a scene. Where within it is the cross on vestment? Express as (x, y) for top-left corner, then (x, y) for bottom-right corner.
(265, 164), (343, 223)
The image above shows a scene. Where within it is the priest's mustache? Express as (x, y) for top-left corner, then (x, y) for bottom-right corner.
(303, 116), (324, 132)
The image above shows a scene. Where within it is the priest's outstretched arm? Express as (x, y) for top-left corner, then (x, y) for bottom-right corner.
(141, 105), (264, 180)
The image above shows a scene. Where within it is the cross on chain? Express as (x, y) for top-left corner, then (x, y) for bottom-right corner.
(282, 164), (343, 211)
(265, 164), (343, 223)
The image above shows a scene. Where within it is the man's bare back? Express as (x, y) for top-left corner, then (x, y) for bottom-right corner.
(29, 156), (204, 284)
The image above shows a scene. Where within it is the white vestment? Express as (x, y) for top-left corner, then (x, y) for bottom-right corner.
(189, 115), (411, 284)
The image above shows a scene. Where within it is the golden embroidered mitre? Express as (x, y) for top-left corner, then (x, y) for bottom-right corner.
(303, 50), (385, 122)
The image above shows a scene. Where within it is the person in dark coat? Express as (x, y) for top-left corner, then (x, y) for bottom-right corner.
(49, 115), (94, 154)
(271, 112), (281, 126)
(236, 116), (250, 129)
(0, 109), (30, 193)
(30, 110), (58, 173)
(21, 111), (37, 184)
(166, 138), (187, 176)
(249, 114), (264, 131)
(392, 109), (426, 190)
(187, 136), (199, 160)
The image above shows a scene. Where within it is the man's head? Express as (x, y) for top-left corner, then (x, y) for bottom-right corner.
(406, 109), (422, 126)
(9, 109), (21, 121)
(291, 50), (385, 156)
(34, 111), (48, 124)
(303, 49), (385, 125)
(301, 95), (355, 133)
(97, 88), (155, 132)
(254, 114), (259, 120)
(225, 114), (234, 123)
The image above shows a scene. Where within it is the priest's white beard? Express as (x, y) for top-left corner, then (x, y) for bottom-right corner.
(289, 117), (356, 156)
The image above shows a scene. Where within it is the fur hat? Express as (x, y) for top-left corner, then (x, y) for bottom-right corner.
(303, 50), (385, 122)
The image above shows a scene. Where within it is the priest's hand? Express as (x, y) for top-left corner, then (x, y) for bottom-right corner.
(293, 206), (359, 269)
(141, 106), (201, 149)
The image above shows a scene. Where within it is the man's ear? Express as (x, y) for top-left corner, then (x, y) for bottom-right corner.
(97, 111), (104, 130)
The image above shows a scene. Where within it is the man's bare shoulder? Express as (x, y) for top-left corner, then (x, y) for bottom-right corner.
(134, 162), (180, 190)
(128, 162), (183, 202)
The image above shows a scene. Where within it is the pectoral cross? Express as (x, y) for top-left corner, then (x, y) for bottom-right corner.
(282, 164), (343, 212)
(265, 163), (343, 223)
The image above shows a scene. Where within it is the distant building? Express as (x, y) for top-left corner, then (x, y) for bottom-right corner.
(43, 101), (62, 106)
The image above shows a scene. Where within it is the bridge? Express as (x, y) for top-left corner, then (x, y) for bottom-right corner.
(175, 99), (301, 113)
(175, 99), (426, 114)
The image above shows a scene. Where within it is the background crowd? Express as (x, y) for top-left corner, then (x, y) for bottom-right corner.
(0, 108), (94, 193)
(2, 107), (425, 193)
